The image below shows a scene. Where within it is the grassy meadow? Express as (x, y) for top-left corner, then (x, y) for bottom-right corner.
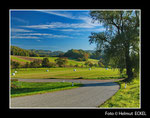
(100, 76), (140, 108)
(10, 55), (122, 79)
(11, 80), (82, 97)
(10, 67), (121, 79)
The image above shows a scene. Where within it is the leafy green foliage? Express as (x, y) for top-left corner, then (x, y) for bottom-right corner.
(98, 58), (104, 67)
(64, 49), (89, 61)
(11, 46), (39, 57)
(89, 10), (140, 81)
(84, 61), (94, 67)
(42, 57), (50, 67)
(30, 59), (41, 68)
(11, 60), (21, 69)
(55, 57), (68, 67)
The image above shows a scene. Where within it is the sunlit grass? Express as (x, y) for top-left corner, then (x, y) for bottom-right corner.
(100, 76), (140, 108)
(11, 81), (82, 97)
(11, 67), (121, 79)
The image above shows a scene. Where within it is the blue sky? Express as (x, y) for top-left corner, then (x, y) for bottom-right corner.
(10, 10), (105, 52)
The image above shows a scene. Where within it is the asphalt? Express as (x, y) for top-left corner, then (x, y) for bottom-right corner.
(10, 79), (120, 108)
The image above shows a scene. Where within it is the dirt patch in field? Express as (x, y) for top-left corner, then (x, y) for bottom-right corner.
(13, 56), (42, 62)
(11, 59), (26, 65)
(11, 56), (43, 65)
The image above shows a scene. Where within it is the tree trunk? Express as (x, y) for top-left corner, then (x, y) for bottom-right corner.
(125, 44), (133, 81)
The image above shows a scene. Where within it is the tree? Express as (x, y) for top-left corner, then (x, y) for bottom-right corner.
(84, 61), (90, 67)
(64, 49), (89, 61)
(42, 58), (50, 67)
(24, 62), (30, 68)
(89, 10), (140, 81)
(55, 57), (68, 67)
(89, 62), (94, 68)
(84, 61), (93, 67)
(30, 59), (41, 68)
(11, 61), (21, 69)
(98, 58), (104, 67)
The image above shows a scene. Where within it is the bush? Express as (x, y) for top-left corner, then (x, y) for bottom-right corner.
(74, 64), (79, 67)
(11, 60), (21, 69)
(47, 62), (56, 68)
(24, 62), (30, 68)
(42, 58), (50, 67)
(84, 61), (93, 67)
(55, 57), (68, 67)
(30, 59), (41, 68)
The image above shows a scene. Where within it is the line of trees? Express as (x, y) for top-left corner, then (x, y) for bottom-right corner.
(11, 46), (39, 57)
(11, 57), (105, 69)
(11, 57), (68, 69)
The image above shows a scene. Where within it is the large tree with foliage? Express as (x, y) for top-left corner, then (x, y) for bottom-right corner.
(55, 57), (68, 67)
(89, 10), (140, 81)
(64, 49), (89, 61)
(42, 58), (50, 67)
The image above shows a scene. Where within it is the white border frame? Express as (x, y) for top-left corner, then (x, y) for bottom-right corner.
(9, 9), (141, 109)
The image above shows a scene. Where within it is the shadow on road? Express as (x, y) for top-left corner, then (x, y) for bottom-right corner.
(82, 82), (118, 87)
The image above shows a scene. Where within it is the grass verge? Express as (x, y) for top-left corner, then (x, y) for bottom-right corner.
(11, 80), (82, 97)
(99, 76), (140, 108)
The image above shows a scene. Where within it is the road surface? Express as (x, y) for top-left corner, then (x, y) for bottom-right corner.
(10, 79), (121, 108)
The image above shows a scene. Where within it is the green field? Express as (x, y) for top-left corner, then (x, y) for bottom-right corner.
(10, 55), (99, 67)
(11, 56), (30, 63)
(11, 80), (82, 97)
(100, 76), (140, 108)
(11, 67), (121, 79)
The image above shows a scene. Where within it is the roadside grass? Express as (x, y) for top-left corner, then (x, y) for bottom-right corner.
(99, 76), (140, 108)
(10, 67), (122, 79)
(11, 80), (82, 97)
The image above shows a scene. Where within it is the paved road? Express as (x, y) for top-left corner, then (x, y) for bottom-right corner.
(10, 79), (121, 108)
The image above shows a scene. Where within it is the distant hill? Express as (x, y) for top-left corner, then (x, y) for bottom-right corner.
(11, 45), (102, 59)
(28, 49), (64, 57)
(11, 46), (39, 57)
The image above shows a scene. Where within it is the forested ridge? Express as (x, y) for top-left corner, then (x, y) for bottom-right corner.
(11, 46), (102, 60)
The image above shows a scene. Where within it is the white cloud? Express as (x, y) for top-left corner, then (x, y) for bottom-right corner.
(11, 32), (73, 39)
(11, 36), (39, 39)
(11, 28), (33, 33)
(58, 29), (76, 32)
(12, 17), (29, 25)
(18, 33), (50, 36)
(36, 10), (103, 27)
(21, 21), (96, 29)
(38, 10), (76, 19)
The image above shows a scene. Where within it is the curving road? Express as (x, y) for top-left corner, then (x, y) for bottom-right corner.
(10, 79), (121, 108)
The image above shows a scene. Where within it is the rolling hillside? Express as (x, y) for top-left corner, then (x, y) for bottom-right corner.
(11, 55), (99, 66)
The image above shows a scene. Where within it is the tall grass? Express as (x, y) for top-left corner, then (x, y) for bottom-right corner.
(100, 76), (140, 108)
